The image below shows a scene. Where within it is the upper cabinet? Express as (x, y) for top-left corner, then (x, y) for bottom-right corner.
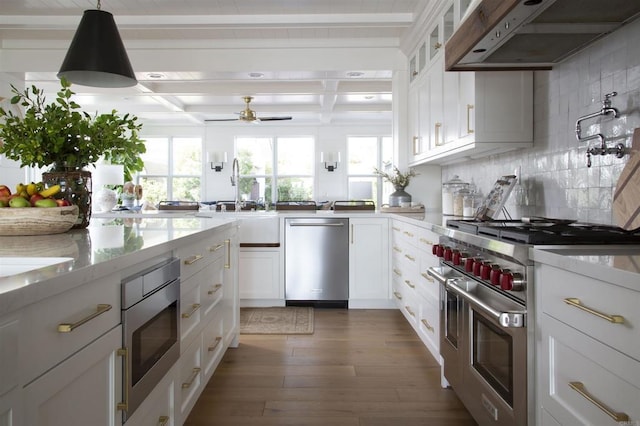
(406, 0), (533, 166)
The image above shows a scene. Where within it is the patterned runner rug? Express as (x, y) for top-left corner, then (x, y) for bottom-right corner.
(240, 307), (314, 334)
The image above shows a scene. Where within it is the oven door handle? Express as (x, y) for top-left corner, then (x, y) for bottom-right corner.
(447, 279), (526, 328)
(427, 266), (448, 285)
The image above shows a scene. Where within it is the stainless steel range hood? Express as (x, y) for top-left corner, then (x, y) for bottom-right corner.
(445, 0), (640, 71)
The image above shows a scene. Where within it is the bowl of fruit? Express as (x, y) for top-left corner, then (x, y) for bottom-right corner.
(0, 182), (78, 236)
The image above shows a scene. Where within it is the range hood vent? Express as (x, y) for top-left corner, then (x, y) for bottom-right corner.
(445, 0), (640, 71)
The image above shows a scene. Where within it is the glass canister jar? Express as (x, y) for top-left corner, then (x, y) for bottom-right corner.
(453, 187), (471, 217)
(442, 175), (469, 216)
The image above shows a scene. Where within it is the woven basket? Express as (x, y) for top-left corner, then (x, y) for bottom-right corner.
(0, 205), (79, 236)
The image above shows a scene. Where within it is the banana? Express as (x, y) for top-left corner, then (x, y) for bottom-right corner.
(26, 182), (38, 196)
(16, 183), (25, 194)
(39, 184), (61, 198)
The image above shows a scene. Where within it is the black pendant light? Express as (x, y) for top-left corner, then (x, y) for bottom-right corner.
(58, 0), (137, 88)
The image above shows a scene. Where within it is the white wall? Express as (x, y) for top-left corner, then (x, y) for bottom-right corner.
(443, 18), (640, 224)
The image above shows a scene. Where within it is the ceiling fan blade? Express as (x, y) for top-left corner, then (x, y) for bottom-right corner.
(204, 118), (240, 122)
(258, 116), (293, 121)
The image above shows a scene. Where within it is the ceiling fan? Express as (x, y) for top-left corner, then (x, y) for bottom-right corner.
(205, 96), (292, 123)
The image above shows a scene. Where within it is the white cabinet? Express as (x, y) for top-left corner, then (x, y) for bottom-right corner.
(123, 364), (175, 426)
(239, 250), (280, 302)
(348, 218), (390, 308)
(535, 264), (640, 426)
(22, 326), (122, 426)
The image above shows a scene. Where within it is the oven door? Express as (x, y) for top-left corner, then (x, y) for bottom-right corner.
(122, 278), (180, 422)
(448, 278), (527, 426)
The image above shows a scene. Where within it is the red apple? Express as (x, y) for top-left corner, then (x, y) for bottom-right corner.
(55, 199), (71, 207)
(0, 185), (12, 197)
(29, 193), (44, 206)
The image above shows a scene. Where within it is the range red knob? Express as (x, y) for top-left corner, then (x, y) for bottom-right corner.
(480, 262), (492, 280)
(501, 272), (514, 291)
(490, 266), (502, 286)
(472, 258), (483, 276)
(432, 244), (445, 257)
(464, 257), (474, 272)
(444, 247), (453, 261)
(452, 251), (463, 266)
(431, 244), (439, 255)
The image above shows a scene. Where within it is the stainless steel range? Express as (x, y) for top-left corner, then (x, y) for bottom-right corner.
(428, 218), (640, 426)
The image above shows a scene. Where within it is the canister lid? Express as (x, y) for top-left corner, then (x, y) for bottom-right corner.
(442, 175), (469, 190)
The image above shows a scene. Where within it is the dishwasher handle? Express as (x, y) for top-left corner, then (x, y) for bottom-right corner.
(289, 222), (345, 227)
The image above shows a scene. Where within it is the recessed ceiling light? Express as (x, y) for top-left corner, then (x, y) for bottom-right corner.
(146, 72), (166, 79)
(249, 72), (264, 78)
(347, 71), (364, 78)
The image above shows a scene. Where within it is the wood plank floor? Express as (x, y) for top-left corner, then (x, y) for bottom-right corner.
(185, 309), (477, 426)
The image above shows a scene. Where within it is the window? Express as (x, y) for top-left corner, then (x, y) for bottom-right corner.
(347, 136), (393, 207)
(137, 137), (202, 204)
(236, 136), (314, 204)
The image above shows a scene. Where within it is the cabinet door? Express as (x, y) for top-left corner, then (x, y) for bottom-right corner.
(428, 58), (444, 150)
(239, 250), (280, 300)
(349, 218), (389, 301)
(124, 364), (175, 426)
(0, 388), (20, 426)
(222, 234), (239, 347)
(23, 326), (122, 426)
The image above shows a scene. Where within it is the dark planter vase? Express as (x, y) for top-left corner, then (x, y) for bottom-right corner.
(389, 186), (411, 207)
(42, 168), (92, 228)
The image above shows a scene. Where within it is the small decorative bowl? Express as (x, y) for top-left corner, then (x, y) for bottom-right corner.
(0, 205), (79, 236)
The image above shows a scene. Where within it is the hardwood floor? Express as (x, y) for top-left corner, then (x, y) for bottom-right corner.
(185, 309), (477, 426)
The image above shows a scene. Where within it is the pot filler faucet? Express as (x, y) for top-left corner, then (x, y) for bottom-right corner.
(230, 157), (242, 211)
(575, 92), (625, 167)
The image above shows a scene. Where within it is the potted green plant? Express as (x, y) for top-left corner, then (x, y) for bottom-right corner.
(374, 165), (418, 207)
(0, 78), (146, 227)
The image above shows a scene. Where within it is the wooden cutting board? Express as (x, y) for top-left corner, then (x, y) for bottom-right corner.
(613, 128), (640, 230)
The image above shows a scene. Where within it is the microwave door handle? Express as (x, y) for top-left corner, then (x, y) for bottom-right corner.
(447, 280), (526, 328)
(427, 266), (448, 285)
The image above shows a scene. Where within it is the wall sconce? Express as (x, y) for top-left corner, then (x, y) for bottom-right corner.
(321, 152), (341, 172)
(207, 151), (228, 172)
(58, 0), (137, 88)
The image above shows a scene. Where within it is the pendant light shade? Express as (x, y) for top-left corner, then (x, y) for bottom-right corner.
(58, 9), (137, 88)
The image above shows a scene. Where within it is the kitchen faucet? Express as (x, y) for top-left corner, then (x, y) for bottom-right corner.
(230, 157), (242, 211)
(575, 92), (625, 167)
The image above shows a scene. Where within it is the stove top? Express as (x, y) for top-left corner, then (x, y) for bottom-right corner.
(446, 219), (640, 245)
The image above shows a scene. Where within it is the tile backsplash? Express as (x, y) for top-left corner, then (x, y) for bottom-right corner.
(443, 18), (640, 225)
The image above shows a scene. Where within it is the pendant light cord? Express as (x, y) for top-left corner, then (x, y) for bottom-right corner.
(96, 0), (101, 10)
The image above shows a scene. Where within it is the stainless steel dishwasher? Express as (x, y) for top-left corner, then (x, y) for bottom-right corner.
(285, 217), (349, 308)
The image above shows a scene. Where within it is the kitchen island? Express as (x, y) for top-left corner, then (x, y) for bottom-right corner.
(0, 215), (240, 426)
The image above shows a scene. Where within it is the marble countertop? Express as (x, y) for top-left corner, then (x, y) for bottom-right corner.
(0, 216), (237, 316)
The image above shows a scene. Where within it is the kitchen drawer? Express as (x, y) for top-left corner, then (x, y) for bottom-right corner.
(0, 313), (19, 396)
(21, 274), (120, 384)
(125, 362), (175, 426)
(538, 265), (639, 360)
(177, 236), (226, 282)
(539, 314), (640, 426)
(417, 228), (439, 252)
(418, 296), (439, 359)
(177, 333), (202, 418)
(200, 257), (225, 320)
(180, 283), (202, 350)
(202, 310), (225, 380)
(418, 254), (439, 301)
(392, 220), (419, 247)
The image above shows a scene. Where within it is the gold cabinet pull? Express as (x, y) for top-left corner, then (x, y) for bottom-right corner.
(393, 246), (402, 252)
(116, 348), (129, 411)
(405, 306), (415, 316)
(569, 382), (629, 422)
(404, 280), (415, 289)
(467, 104), (475, 134)
(435, 122), (442, 146)
(157, 416), (170, 426)
(209, 243), (224, 252)
(421, 272), (434, 283)
(404, 254), (415, 262)
(182, 367), (201, 389)
(412, 136), (420, 155)
(419, 237), (433, 246)
(403, 231), (414, 237)
(224, 239), (231, 269)
(208, 284), (223, 295)
(421, 318), (434, 332)
(58, 304), (112, 333)
(351, 224), (354, 244)
(393, 268), (402, 276)
(184, 254), (203, 265)
(392, 226), (401, 231)
(563, 298), (624, 324)
(393, 291), (402, 300)
(181, 303), (201, 319)
(434, 42), (442, 50)
(208, 336), (223, 352)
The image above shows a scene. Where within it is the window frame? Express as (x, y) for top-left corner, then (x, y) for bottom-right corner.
(346, 135), (394, 207)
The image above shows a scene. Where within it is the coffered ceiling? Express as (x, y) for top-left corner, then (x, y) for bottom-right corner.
(0, 0), (430, 126)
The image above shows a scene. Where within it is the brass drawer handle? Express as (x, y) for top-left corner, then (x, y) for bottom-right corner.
(569, 382), (629, 422)
(393, 246), (402, 252)
(181, 303), (201, 319)
(435, 122), (443, 146)
(403, 231), (414, 237)
(393, 268), (402, 276)
(564, 298), (624, 323)
(184, 254), (203, 265)
(404, 254), (415, 262)
(434, 42), (442, 50)
(181, 367), (201, 389)
(405, 306), (415, 317)
(158, 416), (170, 426)
(421, 318), (434, 332)
(404, 280), (415, 289)
(208, 284), (223, 295)
(116, 348), (129, 411)
(58, 304), (112, 333)
(224, 239), (231, 269)
(393, 291), (402, 300)
(209, 243), (224, 252)
(208, 336), (223, 352)
(392, 226), (401, 231)
(421, 272), (434, 282)
(419, 237), (433, 245)
(467, 104), (475, 134)
(412, 136), (420, 155)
